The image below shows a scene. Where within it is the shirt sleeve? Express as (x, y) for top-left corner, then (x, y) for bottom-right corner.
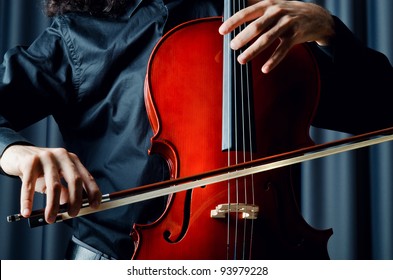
(0, 17), (77, 156)
(311, 16), (393, 135)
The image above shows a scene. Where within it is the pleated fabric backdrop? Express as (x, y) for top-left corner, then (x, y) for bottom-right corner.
(302, 0), (393, 260)
(0, 0), (72, 260)
(0, 0), (392, 259)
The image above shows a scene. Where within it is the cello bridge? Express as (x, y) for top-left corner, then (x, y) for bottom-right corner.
(210, 203), (259, 220)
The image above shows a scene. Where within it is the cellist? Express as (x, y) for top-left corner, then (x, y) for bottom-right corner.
(0, 0), (392, 260)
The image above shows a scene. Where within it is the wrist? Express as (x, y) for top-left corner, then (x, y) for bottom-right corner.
(315, 12), (336, 46)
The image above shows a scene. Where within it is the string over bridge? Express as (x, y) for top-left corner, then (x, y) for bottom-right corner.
(210, 203), (259, 219)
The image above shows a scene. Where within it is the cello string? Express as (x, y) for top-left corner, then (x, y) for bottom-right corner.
(234, 0), (255, 259)
(241, 0), (256, 260)
(225, 0), (235, 260)
(228, 0), (253, 260)
(237, 0), (247, 260)
(231, 0), (240, 260)
(225, 0), (231, 260)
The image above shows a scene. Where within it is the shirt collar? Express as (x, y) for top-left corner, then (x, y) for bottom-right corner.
(121, 0), (144, 19)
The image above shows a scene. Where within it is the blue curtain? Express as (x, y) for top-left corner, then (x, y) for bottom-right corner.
(303, 0), (393, 260)
(0, 0), (71, 259)
(0, 0), (392, 259)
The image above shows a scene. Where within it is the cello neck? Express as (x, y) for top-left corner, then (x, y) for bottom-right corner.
(223, 0), (246, 21)
(222, 0), (256, 152)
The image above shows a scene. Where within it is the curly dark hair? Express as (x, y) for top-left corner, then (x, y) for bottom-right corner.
(44, 0), (132, 17)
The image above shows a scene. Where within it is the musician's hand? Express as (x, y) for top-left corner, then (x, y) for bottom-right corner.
(219, 0), (335, 73)
(0, 145), (102, 224)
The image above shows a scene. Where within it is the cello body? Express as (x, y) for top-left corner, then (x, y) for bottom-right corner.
(131, 17), (332, 259)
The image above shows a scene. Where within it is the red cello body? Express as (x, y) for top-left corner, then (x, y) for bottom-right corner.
(131, 17), (332, 259)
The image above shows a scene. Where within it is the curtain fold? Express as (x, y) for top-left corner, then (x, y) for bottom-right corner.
(0, 0), (71, 260)
(366, 0), (393, 260)
(0, 0), (392, 259)
(303, 0), (393, 260)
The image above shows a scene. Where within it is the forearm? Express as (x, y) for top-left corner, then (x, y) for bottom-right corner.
(311, 16), (393, 134)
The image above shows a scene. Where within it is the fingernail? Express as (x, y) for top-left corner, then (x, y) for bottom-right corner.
(22, 209), (30, 217)
(218, 26), (226, 34)
(218, 26), (223, 33)
(48, 215), (56, 224)
(69, 209), (78, 217)
(237, 55), (246, 65)
(230, 40), (237, 50)
(91, 200), (100, 208)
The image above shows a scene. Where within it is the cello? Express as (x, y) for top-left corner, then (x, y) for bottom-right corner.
(131, 0), (331, 259)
